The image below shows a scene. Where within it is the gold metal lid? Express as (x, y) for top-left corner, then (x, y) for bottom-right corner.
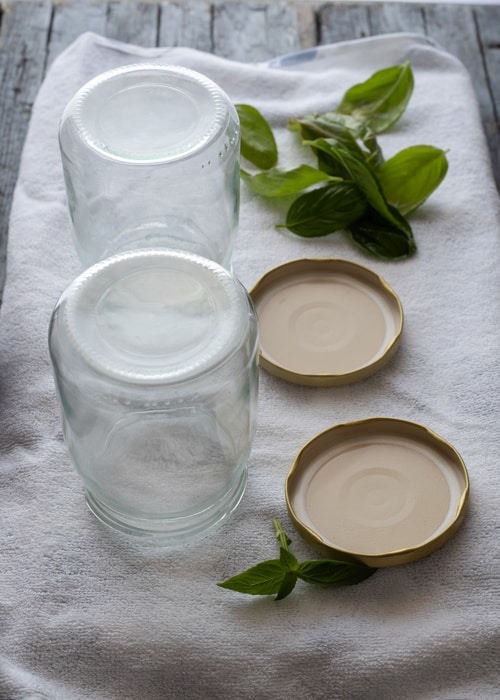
(286, 417), (469, 567)
(249, 258), (403, 387)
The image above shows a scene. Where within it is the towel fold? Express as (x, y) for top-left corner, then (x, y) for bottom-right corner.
(0, 31), (499, 700)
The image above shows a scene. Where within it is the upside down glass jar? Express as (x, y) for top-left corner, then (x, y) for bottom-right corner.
(48, 249), (259, 542)
(59, 63), (240, 269)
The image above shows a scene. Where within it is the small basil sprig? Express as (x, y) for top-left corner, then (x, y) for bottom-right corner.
(236, 61), (448, 261)
(218, 519), (376, 601)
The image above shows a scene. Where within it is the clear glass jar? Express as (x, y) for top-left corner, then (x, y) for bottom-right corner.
(48, 249), (259, 542)
(59, 64), (240, 269)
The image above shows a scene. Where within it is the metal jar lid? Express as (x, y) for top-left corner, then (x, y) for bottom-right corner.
(286, 417), (469, 567)
(249, 258), (403, 387)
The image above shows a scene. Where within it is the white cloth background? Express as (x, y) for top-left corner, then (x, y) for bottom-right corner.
(0, 32), (499, 700)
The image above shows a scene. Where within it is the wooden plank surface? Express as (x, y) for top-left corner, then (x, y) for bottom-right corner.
(0, 0), (498, 308)
(0, 1), (52, 303)
(159, 1), (212, 52)
(213, 2), (309, 61)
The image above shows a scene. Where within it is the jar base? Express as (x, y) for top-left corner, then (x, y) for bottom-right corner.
(84, 468), (247, 544)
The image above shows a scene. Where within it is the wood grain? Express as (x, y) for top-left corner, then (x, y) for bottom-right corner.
(0, 1), (52, 299)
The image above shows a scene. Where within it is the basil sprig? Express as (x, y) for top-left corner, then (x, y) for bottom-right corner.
(236, 62), (448, 260)
(218, 519), (376, 601)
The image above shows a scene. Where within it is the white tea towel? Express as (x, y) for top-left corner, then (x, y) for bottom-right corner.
(0, 32), (499, 700)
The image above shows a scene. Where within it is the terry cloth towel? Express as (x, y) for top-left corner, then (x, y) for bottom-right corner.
(0, 32), (499, 700)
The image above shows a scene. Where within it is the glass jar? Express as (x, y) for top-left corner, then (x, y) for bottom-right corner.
(59, 64), (240, 269)
(48, 249), (259, 542)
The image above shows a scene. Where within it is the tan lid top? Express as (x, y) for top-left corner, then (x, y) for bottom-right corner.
(286, 417), (469, 567)
(250, 258), (403, 386)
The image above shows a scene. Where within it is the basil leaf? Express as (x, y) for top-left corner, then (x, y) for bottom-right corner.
(297, 560), (377, 587)
(218, 559), (286, 596)
(337, 61), (414, 134)
(307, 138), (412, 235)
(242, 165), (333, 197)
(235, 103), (278, 170)
(280, 546), (299, 570)
(348, 206), (416, 260)
(377, 145), (449, 215)
(275, 571), (298, 600)
(290, 113), (365, 147)
(283, 182), (367, 237)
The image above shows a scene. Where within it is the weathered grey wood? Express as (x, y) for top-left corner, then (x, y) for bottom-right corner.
(368, 2), (426, 36)
(474, 5), (500, 186)
(266, 2), (315, 57)
(318, 4), (371, 44)
(423, 5), (488, 104)
(159, 1), (212, 52)
(423, 4), (499, 187)
(212, 1), (305, 62)
(106, 1), (158, 46)
(49, 1), (158, 66)
(46, 1), (108, 67)
(295, 3), (318, 51)
(0, 1), (52, 306)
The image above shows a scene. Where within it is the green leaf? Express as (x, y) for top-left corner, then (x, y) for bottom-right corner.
(290, 113), (366, 147)
(235, 103), (278, 169)
(241, 165), (334, 198)
(297, 560), (377, 587)
(218, 520), (377, 601)
(218, 559), (287, 596)
(276, 571), (298, 600)
(348, 206), (416, 260)
(283, 182), (367, 237)
(292, 116), (368, 179)
(377, 145), (449, 215)
(306, 139), (412, 235)
(280, 546), (299, 570)
(337, 61), (414, 134)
